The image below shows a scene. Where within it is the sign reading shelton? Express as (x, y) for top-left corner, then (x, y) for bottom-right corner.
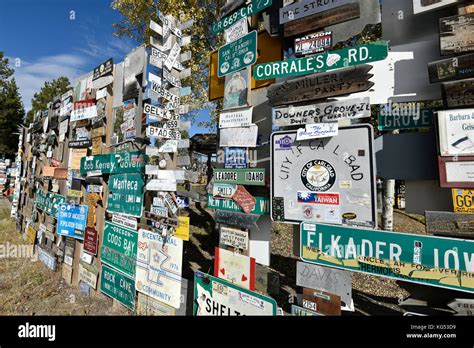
(300, 222), (474, 293)
(80, 151), (146, 175)
(107, 173), (144, 217)
(218, 30), (257, 77)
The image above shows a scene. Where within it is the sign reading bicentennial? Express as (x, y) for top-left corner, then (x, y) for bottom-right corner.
(218, 31), (257, 77)
(271, 125), (377, 227)
(254, 41), (388, 80)
(107, 173), (144, 217)
(80, 151), (146, 175)
(100, 263), (136, 310)
(193, 271), (277, 315)
(300, 222), (474, 293)
(56, 203), (88, 240)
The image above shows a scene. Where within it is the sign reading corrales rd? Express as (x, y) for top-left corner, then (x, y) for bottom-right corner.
(253, 41), (388, 80)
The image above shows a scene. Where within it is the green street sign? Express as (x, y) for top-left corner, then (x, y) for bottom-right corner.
(218, 30), (257, 77)
(100, 263), (135, 310)
(50, 194), (66, 217)
(378, 107), (434, 131)
(101, 221), (138, 277)
(213, 168), (265, 186)
(212, 0), (272, 35)
(207, 194), (270, 215)
(107, 173), (144, 217)
(35, 190), (65, 218)
(80, 151), (146, 175)
(300, 222), (474, 293)
(254, 41), (388, 80)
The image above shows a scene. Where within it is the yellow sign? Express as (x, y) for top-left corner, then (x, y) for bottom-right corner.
(208, 30), (281, 101)
(452, 189), (474, 214)
(92, 137), (102, 155)
(26, 225), (37, 244)
(67, 189), (83, 198)
(174, 216), (190, 241)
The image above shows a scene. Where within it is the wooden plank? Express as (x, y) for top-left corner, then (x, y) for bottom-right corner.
(428, 53), (474, 83)
(267, 65), (373, 106)
(284, 2), (360, 37)
(302, 288), (341, 316)
(426, 211), (474, 238)
(442, 78), (474, 108)
(439, 13), (474, 56)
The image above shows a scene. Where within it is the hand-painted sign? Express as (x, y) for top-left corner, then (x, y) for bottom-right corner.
(211, 0), (272, 35)
(56, 203), (88, 240)
(220, 226), (249, 250)
(452, 189), (474, 214)
(442, 78), (474, 109)
(214, 247), (256, 290)
(208, 195), (270, 215)
(437, 109), (474, 157)
(107, 173), (144, 217)
(426, 211), (474, 239)
(254, 41), (388, 80)
(224, 147), (248, 169)
(303, 287), (341, 316)
(219, 107), (253, 128)
(295, 31), (333, 56)
(280, 0), (350, 24)
(272, 97), (371, 126)
(214, 168), (265, 186)
(266, 65), (374, 106)
(100, 263), (135, 310)
(136, 229), (183, 309)
(428, 54), (474, 83)
(271, 126), (377, 226)
(232, 185), (256, 214)
(80, 151), (146, 175)
(378, 107), (434, 130)
(218, 30), (257, 77)
(101, 221), (138, 277)
(439, 14), (474, 56)
(219, 125), (258, 147)
(194, 271), (277, 315)
(300, 222), (474, 293)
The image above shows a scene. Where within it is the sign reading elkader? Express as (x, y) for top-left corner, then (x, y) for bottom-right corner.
(218, 30), (257, 77)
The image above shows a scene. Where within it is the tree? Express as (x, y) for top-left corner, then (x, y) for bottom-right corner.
(111, 0), (223, 129)
(25, 76), (71, 125)
(0, 52), (24, 157)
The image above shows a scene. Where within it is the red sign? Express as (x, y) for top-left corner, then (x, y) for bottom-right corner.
(232, 185), (256, 214)
(51, 158), (61, 167)
(84, 227), (98, 255)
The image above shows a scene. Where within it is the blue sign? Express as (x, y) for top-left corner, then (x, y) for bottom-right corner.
(176, 195), (189, 208)
(224, 147), (248, 169)
(56, 203), (88, 240)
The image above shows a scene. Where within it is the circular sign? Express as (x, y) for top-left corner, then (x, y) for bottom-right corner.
(301, 159), (336, 192)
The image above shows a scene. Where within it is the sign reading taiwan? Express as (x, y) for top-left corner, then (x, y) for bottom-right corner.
(136, 229), (183, 309)
(193, 271), (277, 315)
(300, 222), (474, 293)
(101, 221), (138, 277)
(218, 31), (257, 77)
(107, 173), (144, 217)
(56, 203), (88, 240)
(214, 168), (265, 186)
(100, 263), (136, 310)
(254, 41), (388, 80)
(80, 151), (146, 175)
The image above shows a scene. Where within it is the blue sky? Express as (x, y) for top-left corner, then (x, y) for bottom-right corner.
(0, 0), (211, 135)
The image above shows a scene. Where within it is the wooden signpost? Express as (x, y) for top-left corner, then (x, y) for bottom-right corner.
(425, 211), (474, 238)
(439, 13), (474, 56)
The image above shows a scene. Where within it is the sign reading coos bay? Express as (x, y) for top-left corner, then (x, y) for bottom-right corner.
(301, 223), (474, 293)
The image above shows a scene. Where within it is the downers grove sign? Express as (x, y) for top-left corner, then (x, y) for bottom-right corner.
(218, 30), (257, 77)
(301, 222), (474, 293)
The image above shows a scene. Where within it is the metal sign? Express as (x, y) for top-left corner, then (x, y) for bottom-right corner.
(302, 287), (341, 316)
(272, 97), (371, 126)
(100, 263), (135, 310)
(84, 227), (98, 255)
(218, 30), (257, 77)
(280, 0), (350, 24)
(112, 213), (138, 230)
(71, 99), (98, 122)
(107, 173), (144, 217)
(296, 123), (338, 141)
(232, 185), (257, 214)
(439, 13), (474, 56)
(220, 226), (249, 250)
(193, 271), (277, 315)
(438, 156), (474, 188)
(101, 221), (138, 277)
(426, 211), (474, 239)
(452, 189), (474, 214)
(291, 304), (320, 316)
(214, 247), (256, 290)
(146, 126), (182, 140)
(447, 298), (474, 315)
(219, 107), (253, 128)
(79, 263), (98, 290)
(80, 151), (146, 175)
(224, 147), (248, 169)
(428, 54), (474, 83)
(300, 222), (474, 293)
(56, 203), (88, 240)
(437, 109), (474, 157)
(136, 229), (183, 309)
(93, 58), (113, 80)
(254, 41), (387, 80)
(295, 31), (333, 56)
(219, 125), (258, 147)
(271, 126), (377, 227)
(378, 107), (434, 130)
(442, 78), (474, 109)
(214, 168), (265, 186)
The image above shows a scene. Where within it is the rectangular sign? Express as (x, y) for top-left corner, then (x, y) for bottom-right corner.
(302, 287), (341, 316)
(79, 263), (98, 289)
(93, 58), (113, 80)
(224, 147), (248, 169)
(219, 125), (258, 147)
(136, 229), (183, 309)
(83, 227), (98, 255)
(224, 18), (248, 43)
(413, 0), (458, 14)
(280, 0), (350, 24)
(439, 156), (474, 188)
(426, 211), (474, 239)
(80, 151), (146, 175)
(71, 99), (98, 122)
(215, 210), (259, 229)
(452, 189), (474, 214)
(296, 123), (339, 141)
(442, 78), (474, 109)
(56, 203), (88, 240)
(295, 31), (333, 56)
(194, 271), (277, 315)
(214, 168), (265, 186)
(378, 107), (434, 130)
(292, 304), (320, 316)
(254, 41), (388, 80)
(107, 173), (144, 217)
(428, 54), (474, 83)
(214, 247), (256, 290)
(440, 13), (474, 56)
(300, 222), (474, 293)
(220, 226), (249, 250)
(437, 109), (474, 157)
(218, 30), (257, 77)
(100, 263), (135, 310)
(146, 126), (182, 140)
(219, 107), (253, 128)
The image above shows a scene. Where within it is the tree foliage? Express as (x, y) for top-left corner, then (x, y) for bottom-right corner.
(25, 76), (71, 125)
(111, 0), (223, 129)
(0, 52), (24, 156)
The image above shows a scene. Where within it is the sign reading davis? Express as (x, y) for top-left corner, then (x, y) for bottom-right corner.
(107, 173), (144, 217)
(80, 151), (146, 175)
(254, 41), (388, 80)
(300, 222), (474, 293)
(214, 168), (265, 186)
(218, 30), (257, 77)
(100, 264), (136, 310)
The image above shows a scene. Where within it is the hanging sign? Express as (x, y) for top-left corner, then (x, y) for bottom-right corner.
(208, 195), (270, 215)
(194, 271), (277, 315)
(254, 41), (388, 80)
(107, 173), (144, 217)
(219, 125), (258, 147)
(295, 31), (333, 56)
(220, 226), (249, 250)
(71, 99), (98, 122)
(56, 203), (88, 240)
(272, 97), (371, 126)
(214, 168), (265, 186)
(439, 14), (474, 56)
(428, 54), (474, 83)
(218, 31), (257, 77)
(80, 151), (146, 175)
(136, 229), (184, 309)
(100, 264), (136, 310)
(437, 109), (474, 157)
(452, 189), (474, 214)
(219, 107), (253, 128)
(214, 247), (256, 290)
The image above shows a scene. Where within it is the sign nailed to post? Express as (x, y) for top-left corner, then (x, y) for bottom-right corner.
(56, 203), (88, 240)
(214, 168), (265, 186)
(280, 0), (351, 24)
(107, 173), (144, 217)
(100, 263), (136, 310)
(218, 30), (257, 77)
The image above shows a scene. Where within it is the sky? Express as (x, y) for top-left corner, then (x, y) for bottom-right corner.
(0, 0), (211, 135)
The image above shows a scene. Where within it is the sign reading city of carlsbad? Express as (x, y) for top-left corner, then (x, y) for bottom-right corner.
(271, 125), (376, 227)
(300, 222), (474, 293)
